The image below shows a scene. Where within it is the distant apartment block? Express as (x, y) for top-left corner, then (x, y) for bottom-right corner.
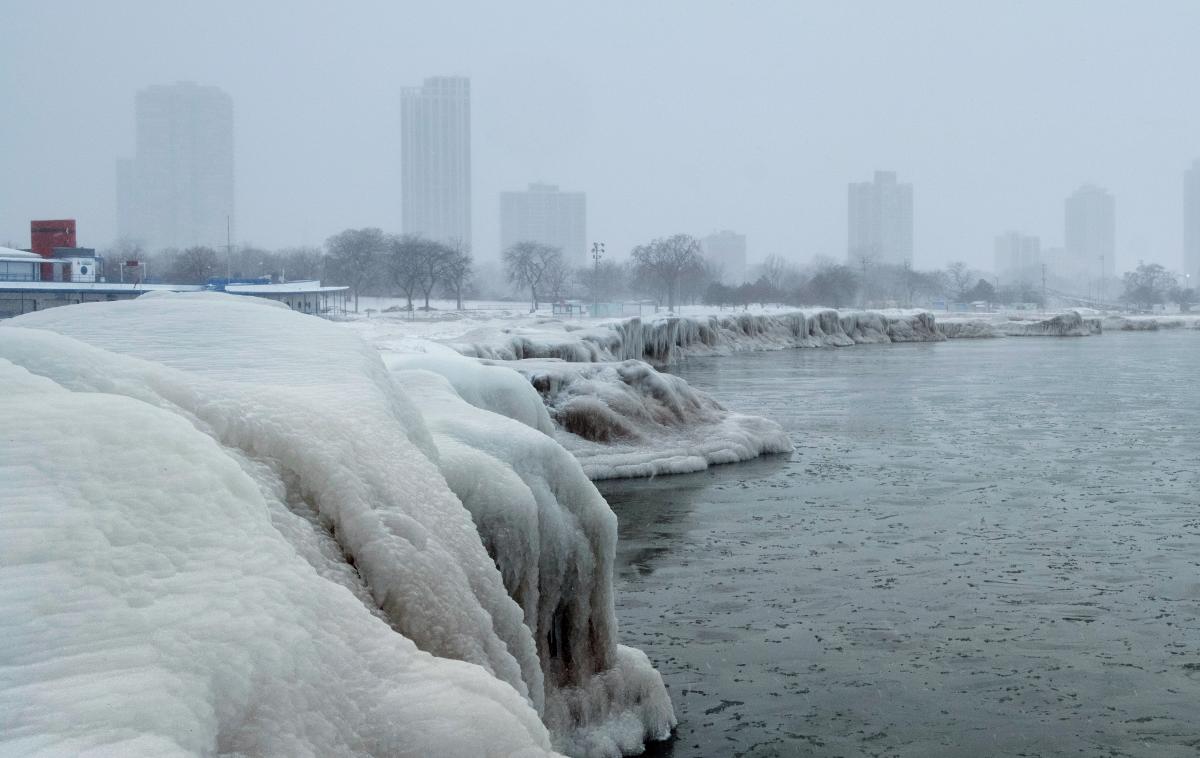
(848, 170), (913, 267)
(993, 232), (1042, 283)
(1185, 159), (1200, 281)
(700, 230), (747, 285)
(1064, 184), (1115, 282)
(401, 76), (471, 248)
(117, 82), (234, 251)
(499, 183), (586, 268)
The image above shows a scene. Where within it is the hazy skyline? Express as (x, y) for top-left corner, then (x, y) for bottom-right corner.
(3, 1), (1199, 273)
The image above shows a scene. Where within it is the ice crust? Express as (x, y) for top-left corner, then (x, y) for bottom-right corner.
(1, 294), (673, 757)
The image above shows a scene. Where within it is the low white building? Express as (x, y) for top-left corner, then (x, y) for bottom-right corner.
(225, 281), (349, 316)
(0, 247), (45, 282)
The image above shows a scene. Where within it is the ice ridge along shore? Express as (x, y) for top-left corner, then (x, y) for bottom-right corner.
(1, 294), (674, 758)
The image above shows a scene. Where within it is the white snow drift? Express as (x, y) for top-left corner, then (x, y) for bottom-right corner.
(0, 294), (673, 757)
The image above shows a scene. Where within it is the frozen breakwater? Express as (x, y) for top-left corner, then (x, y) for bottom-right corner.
(451, 308), (945, 366)
(937, 310), (1103, 338)
(1, 295), (673, 758)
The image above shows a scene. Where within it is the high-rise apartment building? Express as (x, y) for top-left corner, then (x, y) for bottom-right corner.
(847, 171), (913, 266)
(499, 183), (585, 267)
(1065, 184), (1115, 282)
(117, 82), (234, 251)
(401, 76), (471, 248)
(1184, 159), (1200, 281)
(993, 231), (1042, 283)
(700, 230), (747, 285)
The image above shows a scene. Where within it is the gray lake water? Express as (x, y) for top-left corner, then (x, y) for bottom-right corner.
(601, 331), (1200, 758)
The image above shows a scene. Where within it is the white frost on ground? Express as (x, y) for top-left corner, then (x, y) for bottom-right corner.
(1, 293), (673, 757)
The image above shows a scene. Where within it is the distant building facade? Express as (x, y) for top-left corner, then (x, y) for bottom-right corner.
(700, 230), (747, 285)
(848, 171), (913, 266)
(499, 183), (586, 268)
(993, 232), (1042, 284)
(1185, 159), (1200, 281)
(401, 76), (471, 248)
(1064, 184), (1115, 283)
(117, 82), (234, 251)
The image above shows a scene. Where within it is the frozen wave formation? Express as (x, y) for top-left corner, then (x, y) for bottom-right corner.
(0, 294), (673, 758)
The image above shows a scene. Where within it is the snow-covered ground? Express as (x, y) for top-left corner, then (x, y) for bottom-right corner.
(1, 294), (673, 757)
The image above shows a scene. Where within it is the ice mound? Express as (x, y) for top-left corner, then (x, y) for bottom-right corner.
(391, 369), (675, 752)
(0, 358), (555, 758)
(938, 311), (1103, 338)
(1102, 314), (1200, 331)
(450, 309), (944, 367)
(1, 293), (673, 757)
(506, 358), (793, 479)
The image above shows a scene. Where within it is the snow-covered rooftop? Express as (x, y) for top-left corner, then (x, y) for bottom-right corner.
(225, 280), (348, 294)
(0, 281), (205, 292)
(0, 246), (42, 260)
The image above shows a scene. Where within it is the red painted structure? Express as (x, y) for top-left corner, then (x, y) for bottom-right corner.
(31, 219), (76, 281)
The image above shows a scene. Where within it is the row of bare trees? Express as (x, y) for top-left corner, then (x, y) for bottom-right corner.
(324, 229), (473, 312)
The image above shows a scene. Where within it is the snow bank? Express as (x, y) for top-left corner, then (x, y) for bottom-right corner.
(1, 294), (672, 757)
(449, 309), (943, 367)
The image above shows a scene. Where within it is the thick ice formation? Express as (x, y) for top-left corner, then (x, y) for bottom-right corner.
(937, 311), (1102, 338)
(391, 369), (675, 752)
(450, 309), (944, 367)
(1101, 314), (1200, 331)
(509, 358), (791, 479)
(1, 294), (672, 757)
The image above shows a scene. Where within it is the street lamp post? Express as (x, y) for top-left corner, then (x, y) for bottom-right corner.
(590, 242), (605, 317)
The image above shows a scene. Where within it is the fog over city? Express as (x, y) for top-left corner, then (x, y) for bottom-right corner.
(3, 0), (1200, 272)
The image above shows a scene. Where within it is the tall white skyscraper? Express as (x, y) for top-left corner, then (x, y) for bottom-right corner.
(700, 230), (747, 285)
(117, 82), (234, 251)
(1065, 184), (1115, 282)
(993, 231), (1041, 283)
(499, 183), (586, 267)
(1184, 159), (1200, 281)
(401, 76), (471, 248)
(847, 171), (913, 266)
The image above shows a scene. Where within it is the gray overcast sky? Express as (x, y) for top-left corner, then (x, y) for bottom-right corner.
(2, 0), (1198, 272)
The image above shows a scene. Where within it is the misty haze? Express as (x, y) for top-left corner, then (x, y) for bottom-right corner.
(2, 3), (1198, 758)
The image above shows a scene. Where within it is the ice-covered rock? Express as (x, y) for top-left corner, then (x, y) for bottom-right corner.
(1102, 314), (1200, 331)
(450, 309), (944, 367)
(507, 358), (793, 479)
(938, 311), (1103, 338)
(1, 293), (673, 757)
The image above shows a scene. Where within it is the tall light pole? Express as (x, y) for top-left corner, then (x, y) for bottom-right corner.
(590, 242), (605, 316)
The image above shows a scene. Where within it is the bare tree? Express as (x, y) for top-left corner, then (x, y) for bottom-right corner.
(166, 246), (219, 284)
(630, 233), (704, 311)
(441, 240), (473, 310)
(543, 256), (571, 302)
(576, 259), (625, 303)
(386, 234), (428, 310)
(416, 240), (453, 309)
(277, 246), (325, 281)
(503, 241), (562, 311)
(945, 261), (975, 303)
(325, 228), (387, 312)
